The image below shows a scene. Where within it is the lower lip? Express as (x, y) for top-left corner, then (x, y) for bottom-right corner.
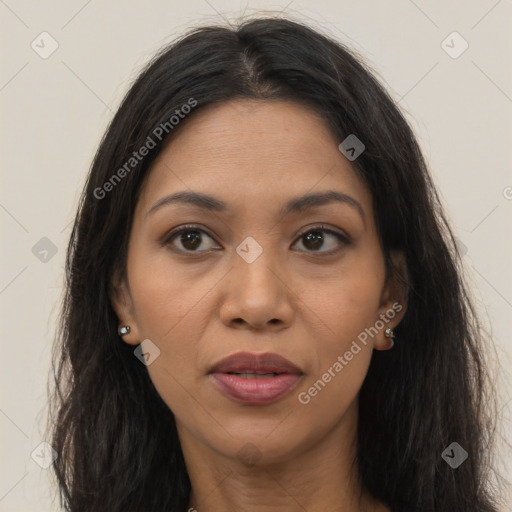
(210, 373), (302, 404)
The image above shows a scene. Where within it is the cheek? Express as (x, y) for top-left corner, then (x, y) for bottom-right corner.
(129, 274), (203, 419)
(126, 249), (218, 412)
(300, 252), (385, 344)
(294, 254), (384, 404)
(128, 246), (213, 339)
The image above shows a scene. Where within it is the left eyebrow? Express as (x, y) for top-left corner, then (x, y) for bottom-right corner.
(278, 190), (366, 224)
(145, 190), (366, 225)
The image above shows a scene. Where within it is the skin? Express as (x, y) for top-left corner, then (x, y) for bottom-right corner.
(111, 99), (407, 512)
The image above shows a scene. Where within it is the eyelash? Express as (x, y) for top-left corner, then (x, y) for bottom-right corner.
(162, 224), (351, 256)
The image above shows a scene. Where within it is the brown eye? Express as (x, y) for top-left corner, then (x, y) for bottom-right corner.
(165, 226), (218, 253)
(163, 224), (349, 256)
(293, 226), (349, 254)
(177, 230), (203, 251)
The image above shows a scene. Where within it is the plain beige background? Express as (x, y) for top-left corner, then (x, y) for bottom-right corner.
(1, 1), (511, 510)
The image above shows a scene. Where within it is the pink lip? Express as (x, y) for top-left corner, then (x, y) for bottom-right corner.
(208, 351), (304, 405)
(209, 351), (303, 374)
(210, 373), (303, 404)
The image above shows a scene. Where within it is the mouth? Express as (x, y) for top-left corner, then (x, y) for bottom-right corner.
(208, 352), (304, 404)
(225, 372), (281, 378)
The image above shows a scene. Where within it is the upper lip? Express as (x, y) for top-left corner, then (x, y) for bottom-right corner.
(209, 351), (303, 375)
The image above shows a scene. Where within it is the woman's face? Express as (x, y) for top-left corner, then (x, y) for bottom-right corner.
(112, 99), (405, 465)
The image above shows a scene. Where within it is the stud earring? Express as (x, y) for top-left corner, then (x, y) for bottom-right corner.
(374, 327), (395, 351)
(118, 325), (131, 336)
(384, 328), (395, 349)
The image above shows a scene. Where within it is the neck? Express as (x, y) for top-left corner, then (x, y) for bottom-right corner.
(178, 400), (389, 512)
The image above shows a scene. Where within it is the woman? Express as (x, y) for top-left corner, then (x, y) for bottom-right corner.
(46, 16), (504, 512)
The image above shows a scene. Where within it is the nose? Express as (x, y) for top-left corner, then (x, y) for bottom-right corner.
(219, 248), (294, 331)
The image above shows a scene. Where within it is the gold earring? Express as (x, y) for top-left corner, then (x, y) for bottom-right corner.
(384, 328), (395, 349)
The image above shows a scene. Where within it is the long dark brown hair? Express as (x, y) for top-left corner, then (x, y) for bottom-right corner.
(46, 16), (506, 512)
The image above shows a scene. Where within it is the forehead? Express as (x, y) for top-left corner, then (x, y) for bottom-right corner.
(136, 99), (372, 220)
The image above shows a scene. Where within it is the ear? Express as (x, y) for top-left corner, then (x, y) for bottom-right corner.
(109, 268), (141, 346)
(374, 250), (408, 350)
